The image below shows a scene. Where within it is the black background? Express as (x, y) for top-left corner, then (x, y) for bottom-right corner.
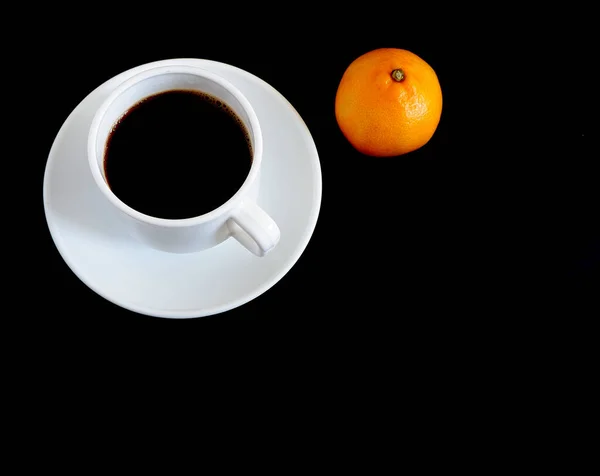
(28, 11), (596, 361)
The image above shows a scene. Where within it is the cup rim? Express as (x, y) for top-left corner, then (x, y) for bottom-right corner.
(87, 64), (263, 227)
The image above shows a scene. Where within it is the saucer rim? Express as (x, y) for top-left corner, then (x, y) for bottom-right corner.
(43, 58), (322, 318)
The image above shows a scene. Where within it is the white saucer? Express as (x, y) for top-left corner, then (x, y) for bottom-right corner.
(43, 58), (322, 318)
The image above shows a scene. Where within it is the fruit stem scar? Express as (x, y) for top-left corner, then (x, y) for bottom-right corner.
(391, 69), (405, 82)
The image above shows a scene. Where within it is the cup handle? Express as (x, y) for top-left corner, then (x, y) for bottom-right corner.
(227, 201), (280, 257)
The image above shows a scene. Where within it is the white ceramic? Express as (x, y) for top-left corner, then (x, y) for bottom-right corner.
(43, 58), (322, 319)
(88, 65), (280, 257)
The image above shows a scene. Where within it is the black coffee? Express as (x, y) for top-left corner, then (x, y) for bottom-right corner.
(104, 89), (252, 219)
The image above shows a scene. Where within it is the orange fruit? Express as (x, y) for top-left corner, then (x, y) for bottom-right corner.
(335, 48), (443, 157)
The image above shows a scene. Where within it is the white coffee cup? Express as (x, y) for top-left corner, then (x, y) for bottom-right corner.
(87, 65), (280, 257)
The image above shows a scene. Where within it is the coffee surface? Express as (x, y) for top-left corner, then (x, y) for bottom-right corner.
(104, 89), (252, 219)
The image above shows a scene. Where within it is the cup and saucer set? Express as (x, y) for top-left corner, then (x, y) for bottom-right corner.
(43, 59), (322, 318)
